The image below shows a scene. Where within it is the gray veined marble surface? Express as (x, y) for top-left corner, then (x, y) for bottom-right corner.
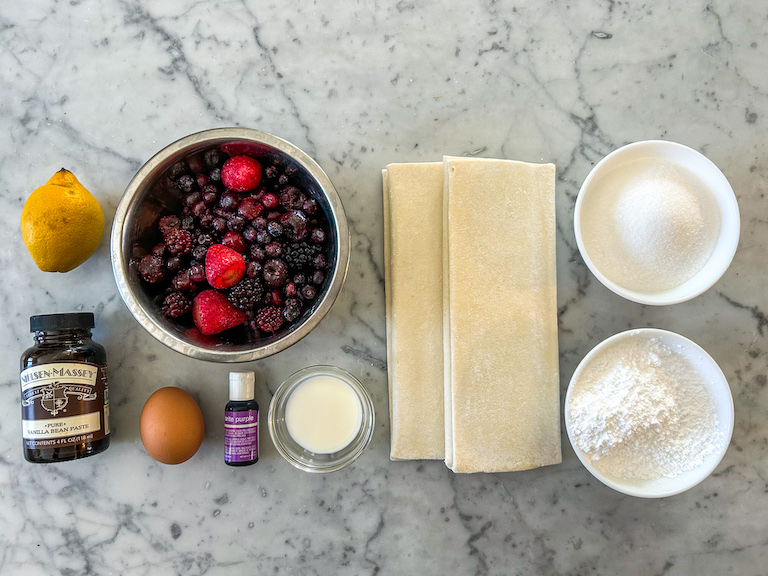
(0, 1), (766, 574)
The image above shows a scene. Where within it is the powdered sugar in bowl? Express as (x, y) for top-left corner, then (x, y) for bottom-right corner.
(565, 328), (734, 498)
(574, 140), (740, 305)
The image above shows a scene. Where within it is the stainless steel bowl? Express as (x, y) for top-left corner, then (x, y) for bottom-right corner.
(111, 128), (349, 362)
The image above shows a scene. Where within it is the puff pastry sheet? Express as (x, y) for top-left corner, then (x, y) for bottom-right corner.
(383, 163), (445, 460)
(443, 157), (561, 473)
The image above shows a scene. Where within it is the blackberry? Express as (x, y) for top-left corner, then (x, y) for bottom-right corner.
(162, 292), (192, 318)
(138, 254), (165, 283)
(254, 306), (284, 333)
(165, 230), (194, 255)
(278, 174), (289, 186)
(263, 259), (288, 287)
(283, 242), (318, 270)
(227, 278), (264, 311)
(264, 165), (278, 180)
(293, 273), (307, 286)
(159, 215), (181, 237)
(204, 149), (223, 168)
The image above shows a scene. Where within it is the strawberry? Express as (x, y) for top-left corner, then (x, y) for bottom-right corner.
(192, 290), (247, 335)
(221, 155), (262, 193)
(205, 244), (245, 289)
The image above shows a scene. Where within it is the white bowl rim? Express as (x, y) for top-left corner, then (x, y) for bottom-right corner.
(573, 139), (740, 305)
(564, 327), (735, 498)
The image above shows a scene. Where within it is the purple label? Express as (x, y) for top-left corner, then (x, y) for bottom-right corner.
(224, 410), (258, 463)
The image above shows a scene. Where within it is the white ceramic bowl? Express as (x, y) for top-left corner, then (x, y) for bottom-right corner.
(574, 140), (740, 305)
(564, 328), (734, 498)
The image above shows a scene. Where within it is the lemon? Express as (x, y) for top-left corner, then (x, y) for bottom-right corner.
(21, 168), (105, 272)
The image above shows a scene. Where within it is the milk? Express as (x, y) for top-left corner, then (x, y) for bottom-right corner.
(285, 375), (363, 454)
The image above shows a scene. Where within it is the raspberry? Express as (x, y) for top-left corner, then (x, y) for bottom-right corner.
(162, 292), (192, 318)
(227, 278), (264, 311)
(255, 306), (284, 333)
(138, 254), (165, 283)
(165, 229), (194, 255)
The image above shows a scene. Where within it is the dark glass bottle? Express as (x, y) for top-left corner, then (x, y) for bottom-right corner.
(224, 371), (259, 466)
(20, 313), (110, 463)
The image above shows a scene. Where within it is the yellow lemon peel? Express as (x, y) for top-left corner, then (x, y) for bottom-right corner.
(21, 168), (105, 273)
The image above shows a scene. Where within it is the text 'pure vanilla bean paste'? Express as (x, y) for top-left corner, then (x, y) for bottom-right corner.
(20, 313), (110, 463)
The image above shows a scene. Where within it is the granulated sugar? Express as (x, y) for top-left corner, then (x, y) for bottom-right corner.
(581, 158), (720, 292)
(568, 335), (722, 480)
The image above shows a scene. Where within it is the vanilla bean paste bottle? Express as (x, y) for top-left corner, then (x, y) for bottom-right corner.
(20, 313), (110, 463)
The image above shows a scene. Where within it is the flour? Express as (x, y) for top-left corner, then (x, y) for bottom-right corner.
(568, 334), (722, 479)
(581, 158), (720, 293)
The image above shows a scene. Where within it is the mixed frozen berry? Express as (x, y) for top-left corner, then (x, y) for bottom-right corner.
(135, 149), (331, 339)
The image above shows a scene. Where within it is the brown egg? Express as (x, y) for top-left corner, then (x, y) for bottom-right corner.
(140, 387), (205, 464)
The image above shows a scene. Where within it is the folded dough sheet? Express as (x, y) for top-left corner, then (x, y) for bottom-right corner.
(443, 156), (561, 473)
(383, 163), (445, 460)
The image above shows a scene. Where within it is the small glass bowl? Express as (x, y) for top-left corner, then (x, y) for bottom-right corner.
(268, 366), (375, 473)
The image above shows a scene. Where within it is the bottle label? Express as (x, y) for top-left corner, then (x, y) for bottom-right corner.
(20, 362), (109, 450)
(224, 409), (258, 463)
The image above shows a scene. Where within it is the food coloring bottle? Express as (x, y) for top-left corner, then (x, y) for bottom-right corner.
(224, 371), (259, 466)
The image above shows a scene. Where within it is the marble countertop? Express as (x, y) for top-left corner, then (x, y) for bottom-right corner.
(2, 1), (767, 574)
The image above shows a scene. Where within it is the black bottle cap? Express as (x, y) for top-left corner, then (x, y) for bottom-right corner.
(30, 313), (95, 332)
